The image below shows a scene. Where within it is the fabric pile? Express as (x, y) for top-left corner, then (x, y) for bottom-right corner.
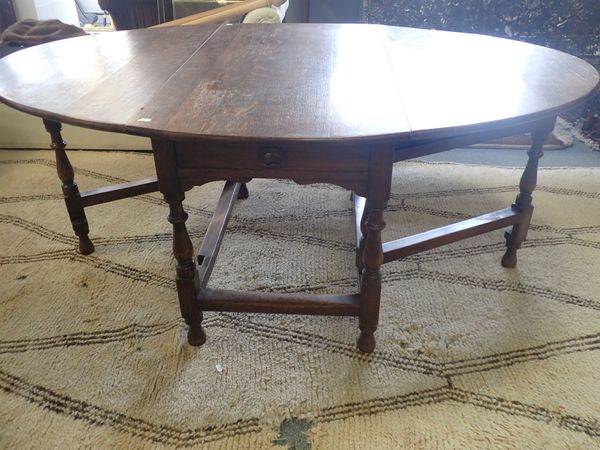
(0, 18), (86, 47)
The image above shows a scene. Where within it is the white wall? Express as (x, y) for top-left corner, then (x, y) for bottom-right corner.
(12, 0), (37, 20)
(0, 104), (151, 150)
(13, 0), (80, 25)
(77, 0), (101, 13)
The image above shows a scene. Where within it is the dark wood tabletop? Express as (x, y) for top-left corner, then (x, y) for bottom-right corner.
(0, 24), (597, 144)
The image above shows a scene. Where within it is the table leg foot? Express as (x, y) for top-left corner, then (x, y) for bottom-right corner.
(188, 323), (207, 346)
(357, 331), (375, 353)
(501, 229), (519, 268)
(78, 235), (95, 255)
(501, 248), (517, 268)
(501, 216), (530, 268)
(237, 182), (249, 200)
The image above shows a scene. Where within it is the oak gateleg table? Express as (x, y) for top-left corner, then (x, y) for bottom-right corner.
(1, 24), (598, 352)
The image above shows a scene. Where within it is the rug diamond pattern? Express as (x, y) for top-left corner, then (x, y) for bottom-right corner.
(0, 150), (598, 448)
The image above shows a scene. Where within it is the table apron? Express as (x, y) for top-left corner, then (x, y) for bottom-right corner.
(172, 140), (373, 195)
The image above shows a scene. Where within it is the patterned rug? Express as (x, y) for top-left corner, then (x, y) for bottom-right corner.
(1, 150), (599, 449)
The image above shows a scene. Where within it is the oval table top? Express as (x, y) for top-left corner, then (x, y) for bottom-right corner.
(0, 24), (598, 143)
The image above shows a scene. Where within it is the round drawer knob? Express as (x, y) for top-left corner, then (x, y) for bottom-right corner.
(259, 147), (285, 166)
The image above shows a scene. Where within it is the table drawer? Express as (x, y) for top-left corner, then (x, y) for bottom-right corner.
(174, 141), (371, 194)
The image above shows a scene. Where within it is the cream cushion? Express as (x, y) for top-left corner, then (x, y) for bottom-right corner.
(243, 6), (283, 23)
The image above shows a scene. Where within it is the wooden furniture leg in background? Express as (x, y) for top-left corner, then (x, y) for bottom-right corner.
(98, 0), (174, 30)
(352, 194), (369, 273)
(502, 118), (556, 268)
(357, 148), (393, 353)
(43, 119), (95, 255)
(237, 182), (249, 199)
(0, 0), (17, 34)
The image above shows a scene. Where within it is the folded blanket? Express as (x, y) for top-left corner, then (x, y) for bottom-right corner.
(0, 19), (86, 47)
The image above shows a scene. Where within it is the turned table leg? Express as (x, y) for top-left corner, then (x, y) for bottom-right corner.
(167, 196), (206, 345)
(502, 120), (555, 268)
(357, 148), (393, 353)
(152, 139), (205, 345)
(43, 119), (94, 255)
(358, 207), (385, 353)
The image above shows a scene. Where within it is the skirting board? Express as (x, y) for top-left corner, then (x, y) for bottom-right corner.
(0, 104), (151, 150)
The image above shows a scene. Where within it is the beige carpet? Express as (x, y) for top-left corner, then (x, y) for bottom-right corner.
(0, 150), (599, 449)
